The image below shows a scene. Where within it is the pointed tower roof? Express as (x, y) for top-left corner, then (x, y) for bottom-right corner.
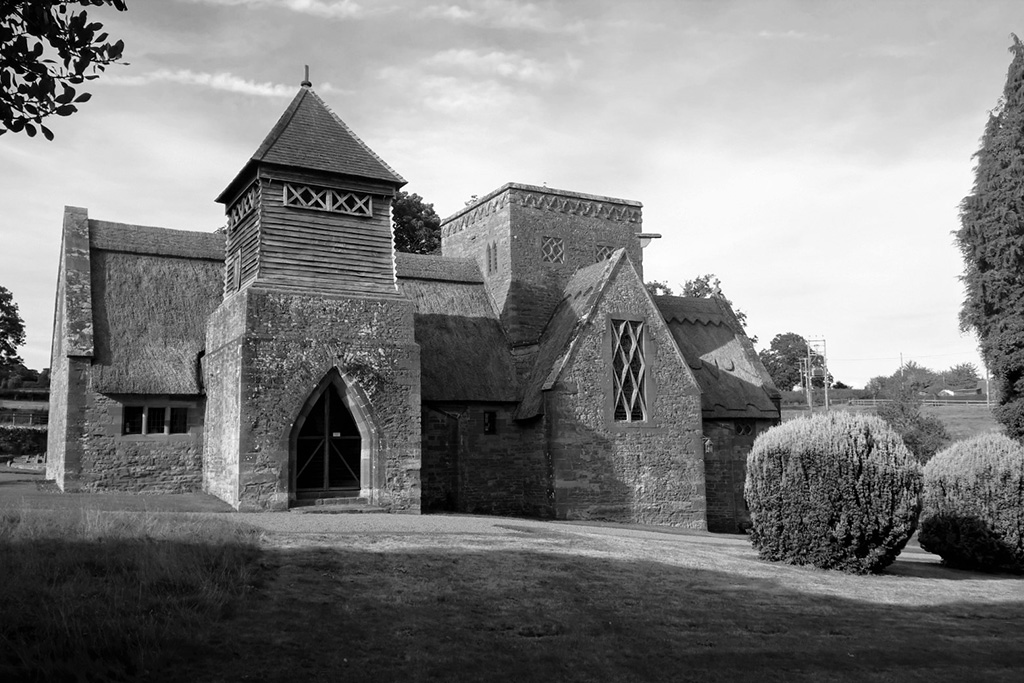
(217, 85), (405, 203)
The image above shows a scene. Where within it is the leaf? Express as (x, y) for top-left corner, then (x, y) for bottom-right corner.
(41, 124), (54, 141)
(25, 122), (36, 137)
(55, 105), (76, 117)
(74, 92), (91, 103)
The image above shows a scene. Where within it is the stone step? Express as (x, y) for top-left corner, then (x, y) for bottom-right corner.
(290, 496), (387, 514)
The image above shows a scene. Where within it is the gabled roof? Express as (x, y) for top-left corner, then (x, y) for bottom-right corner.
(217, 87), (405, 203)
(514, 252), (623, 419)
(656, 295), (779, 420)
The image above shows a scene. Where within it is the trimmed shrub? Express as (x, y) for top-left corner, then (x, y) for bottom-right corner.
(919, 433), (1024, 571)
(0, 425), (47, 456)
(745, 412), (922, 574)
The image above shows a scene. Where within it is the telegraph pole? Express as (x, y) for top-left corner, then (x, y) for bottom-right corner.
(806, 337), (829, 411)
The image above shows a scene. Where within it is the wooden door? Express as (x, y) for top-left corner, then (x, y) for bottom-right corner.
(295, 385), (361, 493)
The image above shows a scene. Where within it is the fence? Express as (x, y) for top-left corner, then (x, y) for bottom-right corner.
(845, 399), (989, 408)
(0, 411), (48, 426)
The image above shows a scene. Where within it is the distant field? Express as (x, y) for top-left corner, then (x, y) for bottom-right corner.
(782, 402), (1002, 442)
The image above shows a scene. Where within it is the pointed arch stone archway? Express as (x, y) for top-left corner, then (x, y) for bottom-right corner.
(289, 368), (378, 503)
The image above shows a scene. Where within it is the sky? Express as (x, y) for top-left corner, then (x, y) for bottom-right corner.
(2, 0), (1020, 389)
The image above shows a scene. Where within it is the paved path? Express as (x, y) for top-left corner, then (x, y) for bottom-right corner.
(0, 465), (936, 562)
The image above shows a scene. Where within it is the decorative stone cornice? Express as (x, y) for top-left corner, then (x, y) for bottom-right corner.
(441, 182), (642, 238)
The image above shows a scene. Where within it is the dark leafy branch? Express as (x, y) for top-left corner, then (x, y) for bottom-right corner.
(1, 0), (127, 140)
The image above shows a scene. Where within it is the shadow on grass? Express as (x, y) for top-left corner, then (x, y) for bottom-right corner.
(174, 544), (1024, 683)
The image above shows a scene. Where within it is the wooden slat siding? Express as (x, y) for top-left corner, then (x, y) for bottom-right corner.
(257, 177), (397, 295)
(224, 186), (261, 295)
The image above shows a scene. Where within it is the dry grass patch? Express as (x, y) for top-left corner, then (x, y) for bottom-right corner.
(0, 508), (263, 682)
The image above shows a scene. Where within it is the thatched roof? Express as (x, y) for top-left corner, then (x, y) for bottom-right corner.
(395, 252), (482, 283)
(655, 295), (779, 420)
(397, 256), (517, 402)
(86, 219), (225, 395)
(515, 253), (622, 419)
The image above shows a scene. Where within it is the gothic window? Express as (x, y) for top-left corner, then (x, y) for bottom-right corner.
(541, 236), (564, 263)
(596, 244), (615, 262)
(283, 183), (372, 217)
(611, 319), (647, 422)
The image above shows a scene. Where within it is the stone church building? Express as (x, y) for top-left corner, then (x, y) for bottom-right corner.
(46, 85), (779, 531)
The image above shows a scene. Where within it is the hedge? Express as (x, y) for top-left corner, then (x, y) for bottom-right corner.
(919, 433), (1024, 571)
(745, 411), (922, 574)
(0, 425), (47, 457)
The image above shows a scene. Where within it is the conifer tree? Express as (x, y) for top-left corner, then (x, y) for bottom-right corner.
(957, 34), (1024, 440)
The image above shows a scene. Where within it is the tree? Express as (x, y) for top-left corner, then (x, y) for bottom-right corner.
(940, 362), (980, 391)
(957, 35), (1024, 440)
(392, 190), (441, 254)
(757, 332), (810, 392)
(875, 389), (950, 464)
(681, 274), (750, 329)
(644, 280), (674, 297)
(1, 1), (127, 139)
(0, 286), (26, 373)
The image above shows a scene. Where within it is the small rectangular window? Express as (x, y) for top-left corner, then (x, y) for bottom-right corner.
(483, 411), (497, 435)
(170, 407), (189, 434)
(123, 406), (144, 435)
(147, 407), (166, 434)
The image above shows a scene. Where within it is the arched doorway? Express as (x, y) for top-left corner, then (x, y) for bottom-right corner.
(294, 380), (362, 497)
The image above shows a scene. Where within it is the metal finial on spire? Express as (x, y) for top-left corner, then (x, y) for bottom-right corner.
(301, 65), (312, 88)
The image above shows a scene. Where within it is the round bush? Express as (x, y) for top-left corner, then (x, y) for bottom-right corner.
(919, 433), (1024, 571)
(744, 412), (922, 574)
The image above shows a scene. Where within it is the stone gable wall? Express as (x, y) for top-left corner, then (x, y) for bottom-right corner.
(546, 262), (706, 527)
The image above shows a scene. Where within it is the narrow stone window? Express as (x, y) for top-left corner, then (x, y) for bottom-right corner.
(283, 183), (372, 217)
(596, 244), (615, 261)
(488, 242), (499, 274)
(147, 407), (167, 435)
(611, 319), (647, 422)
(483, 411), (497, 435)
(541, 236), (565, 263)
(122, 406), (144, 435)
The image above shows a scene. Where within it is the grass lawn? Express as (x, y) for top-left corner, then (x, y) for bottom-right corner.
(783, 402), (1002, 442)
(3, 509), (1022, 682)
(182, 518), (1023, 683)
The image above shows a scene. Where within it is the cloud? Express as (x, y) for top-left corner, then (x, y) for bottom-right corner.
(419, 0), (584, 34)
(103, 69), (344, 97)
(183, 0), (379, 19)
(756, 29), (832, 42)
(424, 49), (559, 85)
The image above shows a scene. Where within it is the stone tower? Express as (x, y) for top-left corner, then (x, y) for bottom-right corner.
(203, 84), (422, 511)
(440, 182), (647, 346)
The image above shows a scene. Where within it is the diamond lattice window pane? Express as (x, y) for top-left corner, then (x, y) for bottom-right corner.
(596, 244), (615, 262)
(612, 319), (647, 422)
(541, 236), (565, 263)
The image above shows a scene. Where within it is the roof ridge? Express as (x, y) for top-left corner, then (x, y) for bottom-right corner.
(306, 88), (406, 184)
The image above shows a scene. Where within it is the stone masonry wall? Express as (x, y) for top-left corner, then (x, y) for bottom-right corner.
(203, 292), (246, 506)
(66, 389), (205, 493)
(204, 287), (422, 512)
(547, 261), (706, 527)
(703, 418), (777, 533)
(421, 403), (551, 517)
